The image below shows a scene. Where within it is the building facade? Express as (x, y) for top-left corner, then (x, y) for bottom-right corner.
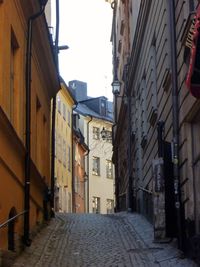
(111, 0), (200, 260)
(54, 80), (75, 213)
(0, 0), (59, 256)
(76, 97), (115, 214)
(87, 118), (114, 214)
(69, 80), (115, 215)
(73, 127), (89, 213)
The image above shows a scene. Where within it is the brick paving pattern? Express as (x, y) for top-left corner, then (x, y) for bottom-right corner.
(11, 212), (197, 267)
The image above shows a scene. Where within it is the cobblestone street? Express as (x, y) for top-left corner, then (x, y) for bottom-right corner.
(11, 212), (197, 267)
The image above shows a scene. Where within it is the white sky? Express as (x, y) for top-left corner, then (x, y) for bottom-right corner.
(52, 0), (113, 101)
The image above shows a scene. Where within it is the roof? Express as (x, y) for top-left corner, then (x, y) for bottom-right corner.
(60, 76), (77, 104)
(75, 102), (113, 123)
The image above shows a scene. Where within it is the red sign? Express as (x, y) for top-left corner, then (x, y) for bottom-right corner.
(186, 5), (200, 98)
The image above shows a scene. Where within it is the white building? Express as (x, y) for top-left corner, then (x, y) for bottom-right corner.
(73, 93), (115, 214)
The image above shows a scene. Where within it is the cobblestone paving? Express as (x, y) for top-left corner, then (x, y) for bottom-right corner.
(11, 212), (197, 267)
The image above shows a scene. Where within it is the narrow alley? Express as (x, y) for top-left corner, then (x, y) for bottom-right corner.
(11, 213), (197, 267)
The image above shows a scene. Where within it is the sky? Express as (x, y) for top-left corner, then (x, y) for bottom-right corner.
(52, 0), (113, 101)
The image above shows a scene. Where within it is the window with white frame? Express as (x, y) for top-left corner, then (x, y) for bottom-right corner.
(67, 146), (71, 171)
(63, 103), (66, 120)
(92, 196), (100, 213)
(63, 139), (66, 167)
(92, 157), (100, 176)
(93, 127), (100, 140)
(57, 133), (62, 162)
(57, 95), (61, 113)
(106, 130), (112, 143)
(106, 199), (114, 214)
(55, 131), (57, 158)
(106, 160), (113, 179)
(67, 110), (71, 126)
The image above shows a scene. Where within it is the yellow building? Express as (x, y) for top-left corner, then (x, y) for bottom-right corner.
(54, 79), (75, 213)
(0, 0), (59, 258)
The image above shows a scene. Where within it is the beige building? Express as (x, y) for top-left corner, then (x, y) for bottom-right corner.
(73, 93), (115, 214)
(87, 118), (114, 214)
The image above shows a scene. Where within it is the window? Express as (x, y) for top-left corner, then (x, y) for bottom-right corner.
(92, 197), (100, 213)
(120, 20), (125, 35)
(189, 0), (195, 11)
(67, 146), (71, 171)
(100, 99), (106, 116)
(148, 45), (157, 126)
(139, 79), (147, 148)
(135, 98), (142, 182)
(106, 199), (114, 214)
(57, 134), (62, 162)
(9, 30), (19, 123)
(74, 176), (79, 193)
(106, 130), (112, 143)
(93, 127), (100, 140)
(81, 156), (84, 169)
(55, 131), (57, 158)
(106, 160), (113, 179)
(57, 95), (61, 113)
(63, 103), (66, 120)
(36, 97), (42, 165)
(63, 139), (66, 167)
(68, 110), (71, 126)
(92, 157), (100, 176)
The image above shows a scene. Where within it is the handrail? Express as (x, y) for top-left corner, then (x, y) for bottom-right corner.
(0, 210), (28, 229)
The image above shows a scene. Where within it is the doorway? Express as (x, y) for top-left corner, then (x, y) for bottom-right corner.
(8, 207), (17, 251)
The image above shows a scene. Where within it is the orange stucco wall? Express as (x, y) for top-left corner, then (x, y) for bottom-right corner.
(0, 0), (59, 251)
(74, 140), (87, 213)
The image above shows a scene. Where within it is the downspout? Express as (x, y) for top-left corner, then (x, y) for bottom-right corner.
(71, 103), (78, 213)
(168, 0), (185, 251)
(127, 95), (133, 212)
(24, 2), (47, 246)
(84, 149), (89, 213)
(112, 120), (119, 211)
(50, 0), (60, 218)
(87, 116), (93, 213)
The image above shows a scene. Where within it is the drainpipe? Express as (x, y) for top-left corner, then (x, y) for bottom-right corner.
(127, 95), (133, 212)
(168, 0), (185, 251)
(50, 0), (60, 218)
(112, 121), (119, 212)
(24, 1), (47, 246)
(87, 116), (93, 213)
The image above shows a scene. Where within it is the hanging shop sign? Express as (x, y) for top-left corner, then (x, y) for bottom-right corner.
(185, 5), (200, 98)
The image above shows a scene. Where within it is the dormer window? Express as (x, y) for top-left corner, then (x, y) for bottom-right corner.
(100, 99), (106, 116)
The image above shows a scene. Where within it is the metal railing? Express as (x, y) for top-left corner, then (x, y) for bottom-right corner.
(0, 210), (27, 229)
